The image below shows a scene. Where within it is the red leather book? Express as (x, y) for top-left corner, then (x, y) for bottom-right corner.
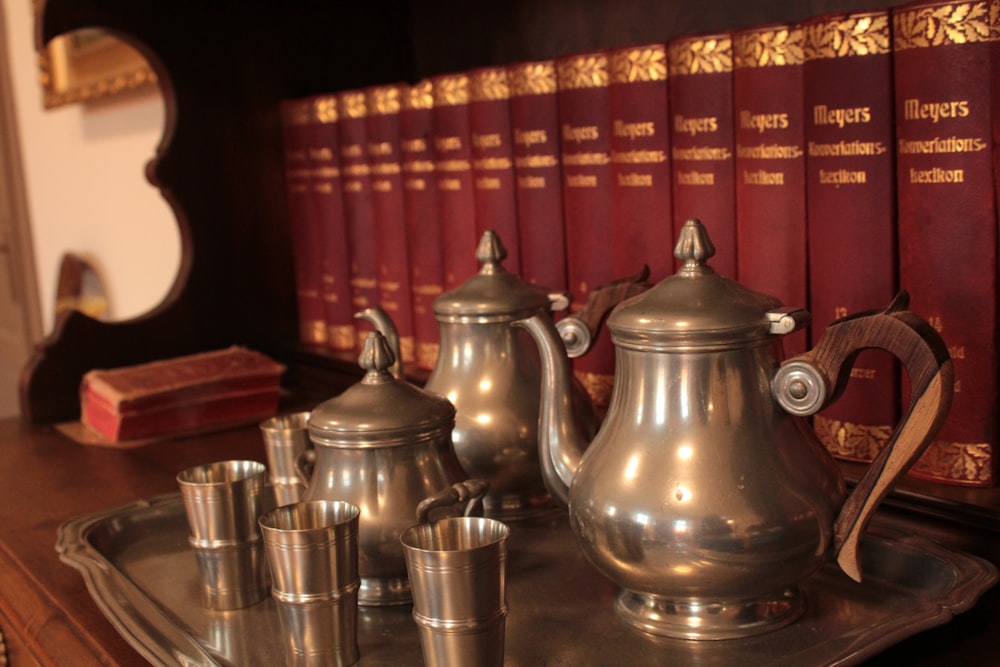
(366, 83), (416, 364)
(608, 43), (672, 283)
(733, 22), (808, 357)
(469, 66), (521, 275)
(337, 89), (379, 351)
(431, 73), (479, 289)
(893, 0), (998, 486)
(278, 98), (326, 346)
(667, 32), (737, 279)
(556, 49), (615, 410)
(802, 11), (900, 465)
(508, 59), (568, 292)
(401, 80), (444, 371)
(80, 347), (285, 444)
(305, 93), (355, 352)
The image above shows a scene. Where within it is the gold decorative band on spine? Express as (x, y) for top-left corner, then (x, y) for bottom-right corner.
(283, 99), (311, 126)
(609, 45), (667, 84)
(733, 25), (805, 68)
(432, 74), (470, 106)
(470, 67), (511, 101)
(417, 342), (440, 370)
(910, 439), (995, 486)
(338, 91), (368, 119)
(803, 11), (891, 60)
(328, 325), (356, 351)
(399, 336), (415, 364)
(405, 80), (434, 110)
(574, 370), (615, 412)
(893, 1), (998, 51)
(306, 319), (327, 345)
(668, 34), (733, 76)
(556, 52), (609, 90)
(367, 85), (402, 115)
(814, 415), (893, 461)
(312, 94), (338, 123)
(509, 60), (557, 96)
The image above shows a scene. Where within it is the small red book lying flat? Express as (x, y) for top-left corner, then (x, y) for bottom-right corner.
(80, 347), (285, 443)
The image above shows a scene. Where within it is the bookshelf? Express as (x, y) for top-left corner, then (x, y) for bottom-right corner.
(23, 0), (913, 422)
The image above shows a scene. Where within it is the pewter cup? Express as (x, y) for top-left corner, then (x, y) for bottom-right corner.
(259, 500), (361, 667)
(400, 516), (510, 667)
(259, 411), (312, 506)
(177, 459), (271, 610)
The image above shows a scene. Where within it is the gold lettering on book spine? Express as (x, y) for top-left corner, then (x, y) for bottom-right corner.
(556, 53), (609, 89)
(609, 45), (667, 83)
(313, 94), (338, 123)
(668, 35), (733, 76)
(804, 12), (891, 60)
(433, 74), (470, 106)
(339, 91), (367, 119)
(734, 26), (805, 67)
(893, 1), (998, 50)
(509, 61), (557, 96)
(470, 67), (510, 101)
(368, 85), (401, 115)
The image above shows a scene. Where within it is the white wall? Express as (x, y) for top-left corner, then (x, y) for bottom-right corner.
(3, 0), (179, 335)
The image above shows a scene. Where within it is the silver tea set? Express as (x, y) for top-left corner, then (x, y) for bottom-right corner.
(179, 220), (953, 664)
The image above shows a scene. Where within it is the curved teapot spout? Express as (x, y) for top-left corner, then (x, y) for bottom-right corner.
(355, 306), (403, 379)
(513, 313), (592, 507)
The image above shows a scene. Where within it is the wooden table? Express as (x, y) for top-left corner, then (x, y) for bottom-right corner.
(1, 416), (999, 666)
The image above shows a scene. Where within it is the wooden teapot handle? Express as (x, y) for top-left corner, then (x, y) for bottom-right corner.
(772, 292), (953, 582)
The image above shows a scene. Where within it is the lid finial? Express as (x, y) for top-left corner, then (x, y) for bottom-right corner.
(359, 331), (396, 383)
(674, 219), (716, 271)
(475, 230), (508, 274)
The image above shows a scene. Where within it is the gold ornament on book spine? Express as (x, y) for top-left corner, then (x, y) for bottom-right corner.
(893, 1), (998, 50)
(668, 35), (733, 76)
(405, 80), (434, 110)
(804, 12), (891, 59)
(556, 53), (609, 89)
(911, 439), (994, 485)
(313, 95), (338, 123)
(470, 68), (510, 101)
(509, 61), (557, 96)
(339, 91), (367, 119)
(814, 415), (892, 461)
(368, 86), (401, 115)
(284, 99), (311, 126)
(610, 45), (667, 83)
(734, 26), (805, 68)
(433, 74), (470, 106)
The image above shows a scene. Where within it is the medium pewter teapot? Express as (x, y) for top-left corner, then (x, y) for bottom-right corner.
(298, 330), (470, 606)
(515, 219), (953, 640)
(363, 231), (643, 519)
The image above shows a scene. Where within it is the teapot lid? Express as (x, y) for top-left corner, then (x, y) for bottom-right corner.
(307, 331), (456, 447)
(434, 231), (557, 321)
(608, 219), (801, 351)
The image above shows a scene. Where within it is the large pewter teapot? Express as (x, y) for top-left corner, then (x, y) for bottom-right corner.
(299, 330), (470, 606)
(515, 219), (953, 640)
(363, 230), (646, 520)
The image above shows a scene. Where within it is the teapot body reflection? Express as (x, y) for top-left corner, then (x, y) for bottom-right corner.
(517, 219), (953, 639)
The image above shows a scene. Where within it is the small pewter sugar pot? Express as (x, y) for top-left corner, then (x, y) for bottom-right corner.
(364, 230), (606, 520)
(516, 219), (953, 640)
(298, 330), (469, 606)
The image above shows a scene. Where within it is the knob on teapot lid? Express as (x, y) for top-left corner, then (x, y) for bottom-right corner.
(608, 219), (790, 350)
(307, 331), (456, 447)
(434, 230), (556, 320)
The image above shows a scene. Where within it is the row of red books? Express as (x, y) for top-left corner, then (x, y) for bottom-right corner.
(277, 0), (999, 487)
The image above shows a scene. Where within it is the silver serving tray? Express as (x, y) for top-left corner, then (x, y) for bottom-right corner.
(57, 493), (997, 666)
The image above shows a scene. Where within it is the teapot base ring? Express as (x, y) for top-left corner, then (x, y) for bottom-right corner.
(358, 575), (411, 607)
(614, 586), (805, 640)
